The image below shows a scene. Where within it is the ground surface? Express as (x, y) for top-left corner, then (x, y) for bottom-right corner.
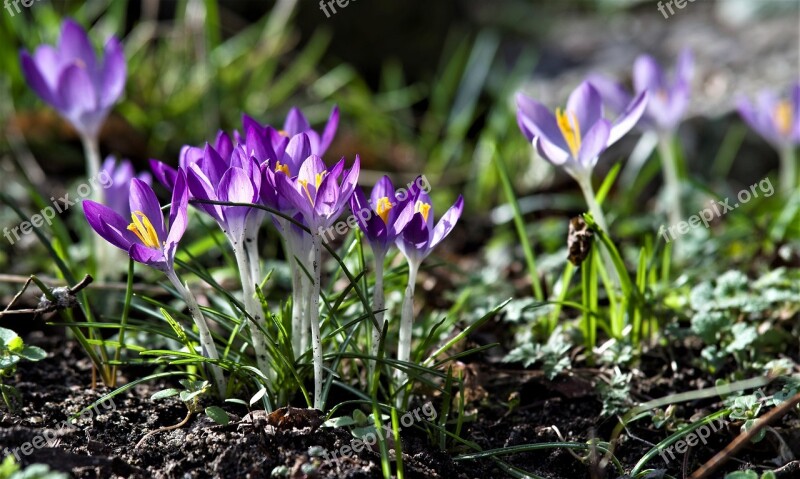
(2, 333), (799, 479)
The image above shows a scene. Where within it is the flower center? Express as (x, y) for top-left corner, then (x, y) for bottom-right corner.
(274, 161), (290, 176)
(278, 130), (289, 137)
(555, 108), (581, 158)
(414, 201), (431, 222)
(775, 100), (793, 136)
(299, 172), (328, 204)
(376, 197), (393, 224)
(127, 211), (161, 249)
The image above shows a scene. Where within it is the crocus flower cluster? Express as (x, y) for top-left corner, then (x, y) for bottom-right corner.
(81, 98), (461, 408)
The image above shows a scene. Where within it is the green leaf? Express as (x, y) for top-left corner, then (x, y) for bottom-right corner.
(205, 406), (229, 425)
(0, 327), (18, 348)
(18, 346), (46, 361)
(151, 389), (180, 401)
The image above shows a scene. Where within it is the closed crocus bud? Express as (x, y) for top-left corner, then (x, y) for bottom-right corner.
(20, 19), (126, 140)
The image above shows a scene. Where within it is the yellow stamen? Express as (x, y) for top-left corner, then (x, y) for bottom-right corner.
(127, 211), (160, 249)
(299, 172), (328, 205)
(415, 201), (431, 222)
(278, 130), (289, 137)
(376, 197), (393, 224)
(775, 100), (793, 136)
(555, 108), (582, 157)
(275, 161), (290, 175)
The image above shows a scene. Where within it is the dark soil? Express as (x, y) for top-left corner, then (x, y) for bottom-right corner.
(1, 332), (799, 479)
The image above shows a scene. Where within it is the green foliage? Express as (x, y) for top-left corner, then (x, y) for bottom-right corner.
(0, 327), (46, 412)
(0, 457), (68, 479)
(504, 329), (571, 380)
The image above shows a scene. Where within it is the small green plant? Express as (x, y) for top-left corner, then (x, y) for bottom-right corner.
(0, 456), (69, 479)
(137, 379), (229, 448)
(724, 470), (777, 479)
(504, 328), (572, 380)
(0, 327), (46, 412)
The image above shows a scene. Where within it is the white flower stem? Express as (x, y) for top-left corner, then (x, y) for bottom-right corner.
(309, 232), (324, 410)
(576, 174), (619, 285)
(396, 259), (419, 408)
(232, 242), (272, 380)
(80, 134), (102, 199)
(780, 145), (797, 197)
(370, 250), (386, 373)
(80, 134), (108, 281)
(657, 133), (684, 230)
(165, 269), (227, 398)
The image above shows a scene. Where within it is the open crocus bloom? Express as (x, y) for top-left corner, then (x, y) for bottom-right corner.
(20, 19), (125, 139)
(738, 83), (800, 150)
(589, 49), (693, 134)
(83, 171), (188, 272)
(394, 180), (464, 265)
(275, 154), (360, 232)
(101, 156), (151, 218)
(349, 175), (405, 255)
(242, 105), (339, 157)
(516, 81), (648, 182)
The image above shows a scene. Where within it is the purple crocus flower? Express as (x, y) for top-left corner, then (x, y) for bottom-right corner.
(349, 176), (405, 255)
(83, 170), (188, 272)
(20, 19), (126, 139)
(275, 154), (360, 231)
(589, 49), (693, 134)
(737, 83), (800, 150)
(516, 81), (648, 182)
(242, 105), (339, 157)
(394, 181), (464, 265)
(185, 142), (264, 243)
(101, 156), (151, 218)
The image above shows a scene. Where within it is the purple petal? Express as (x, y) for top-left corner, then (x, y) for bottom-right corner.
(83, 200), (136, 251)
(577, 118), (611, 169)
(20, 51), (58, 106)
(284, 107), (310, 135)
(128, 243), (165, 269)
(219, 167), (257, 204)
(314, 170), (339, 220)
(59, 20), (96, 71)
(242, 114), (264, 137)
(516, 93), (568, 150)
(792, 83), (800, 141)
(129, 178), (166, 241)
(30, 45), (66, 91)
(317, 105), (340, 154)
(430, 195), (464, 249)
(533, 136), (571, 166)
(215, 131), (233, 161)
(336, 155), (360, 210)
(187, 164), (224, 222)
(608, 91), (648, 146)
(149, 159), (179, 189)
(350, 186), (386, 243)
(297, 155), (328, 190)
(283, 133), (311, 172)
(675, 49), (694, 87)
(586, 74), (632, 116)
(275, 173), (313, 220)
(199, 143), (228, 184)
(55, 63), (100, 130)
(633, 54), (665, 94)
(166, 170), (188, 247)
(566, 81), (603, 136)
(99, 37), (125, 108)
